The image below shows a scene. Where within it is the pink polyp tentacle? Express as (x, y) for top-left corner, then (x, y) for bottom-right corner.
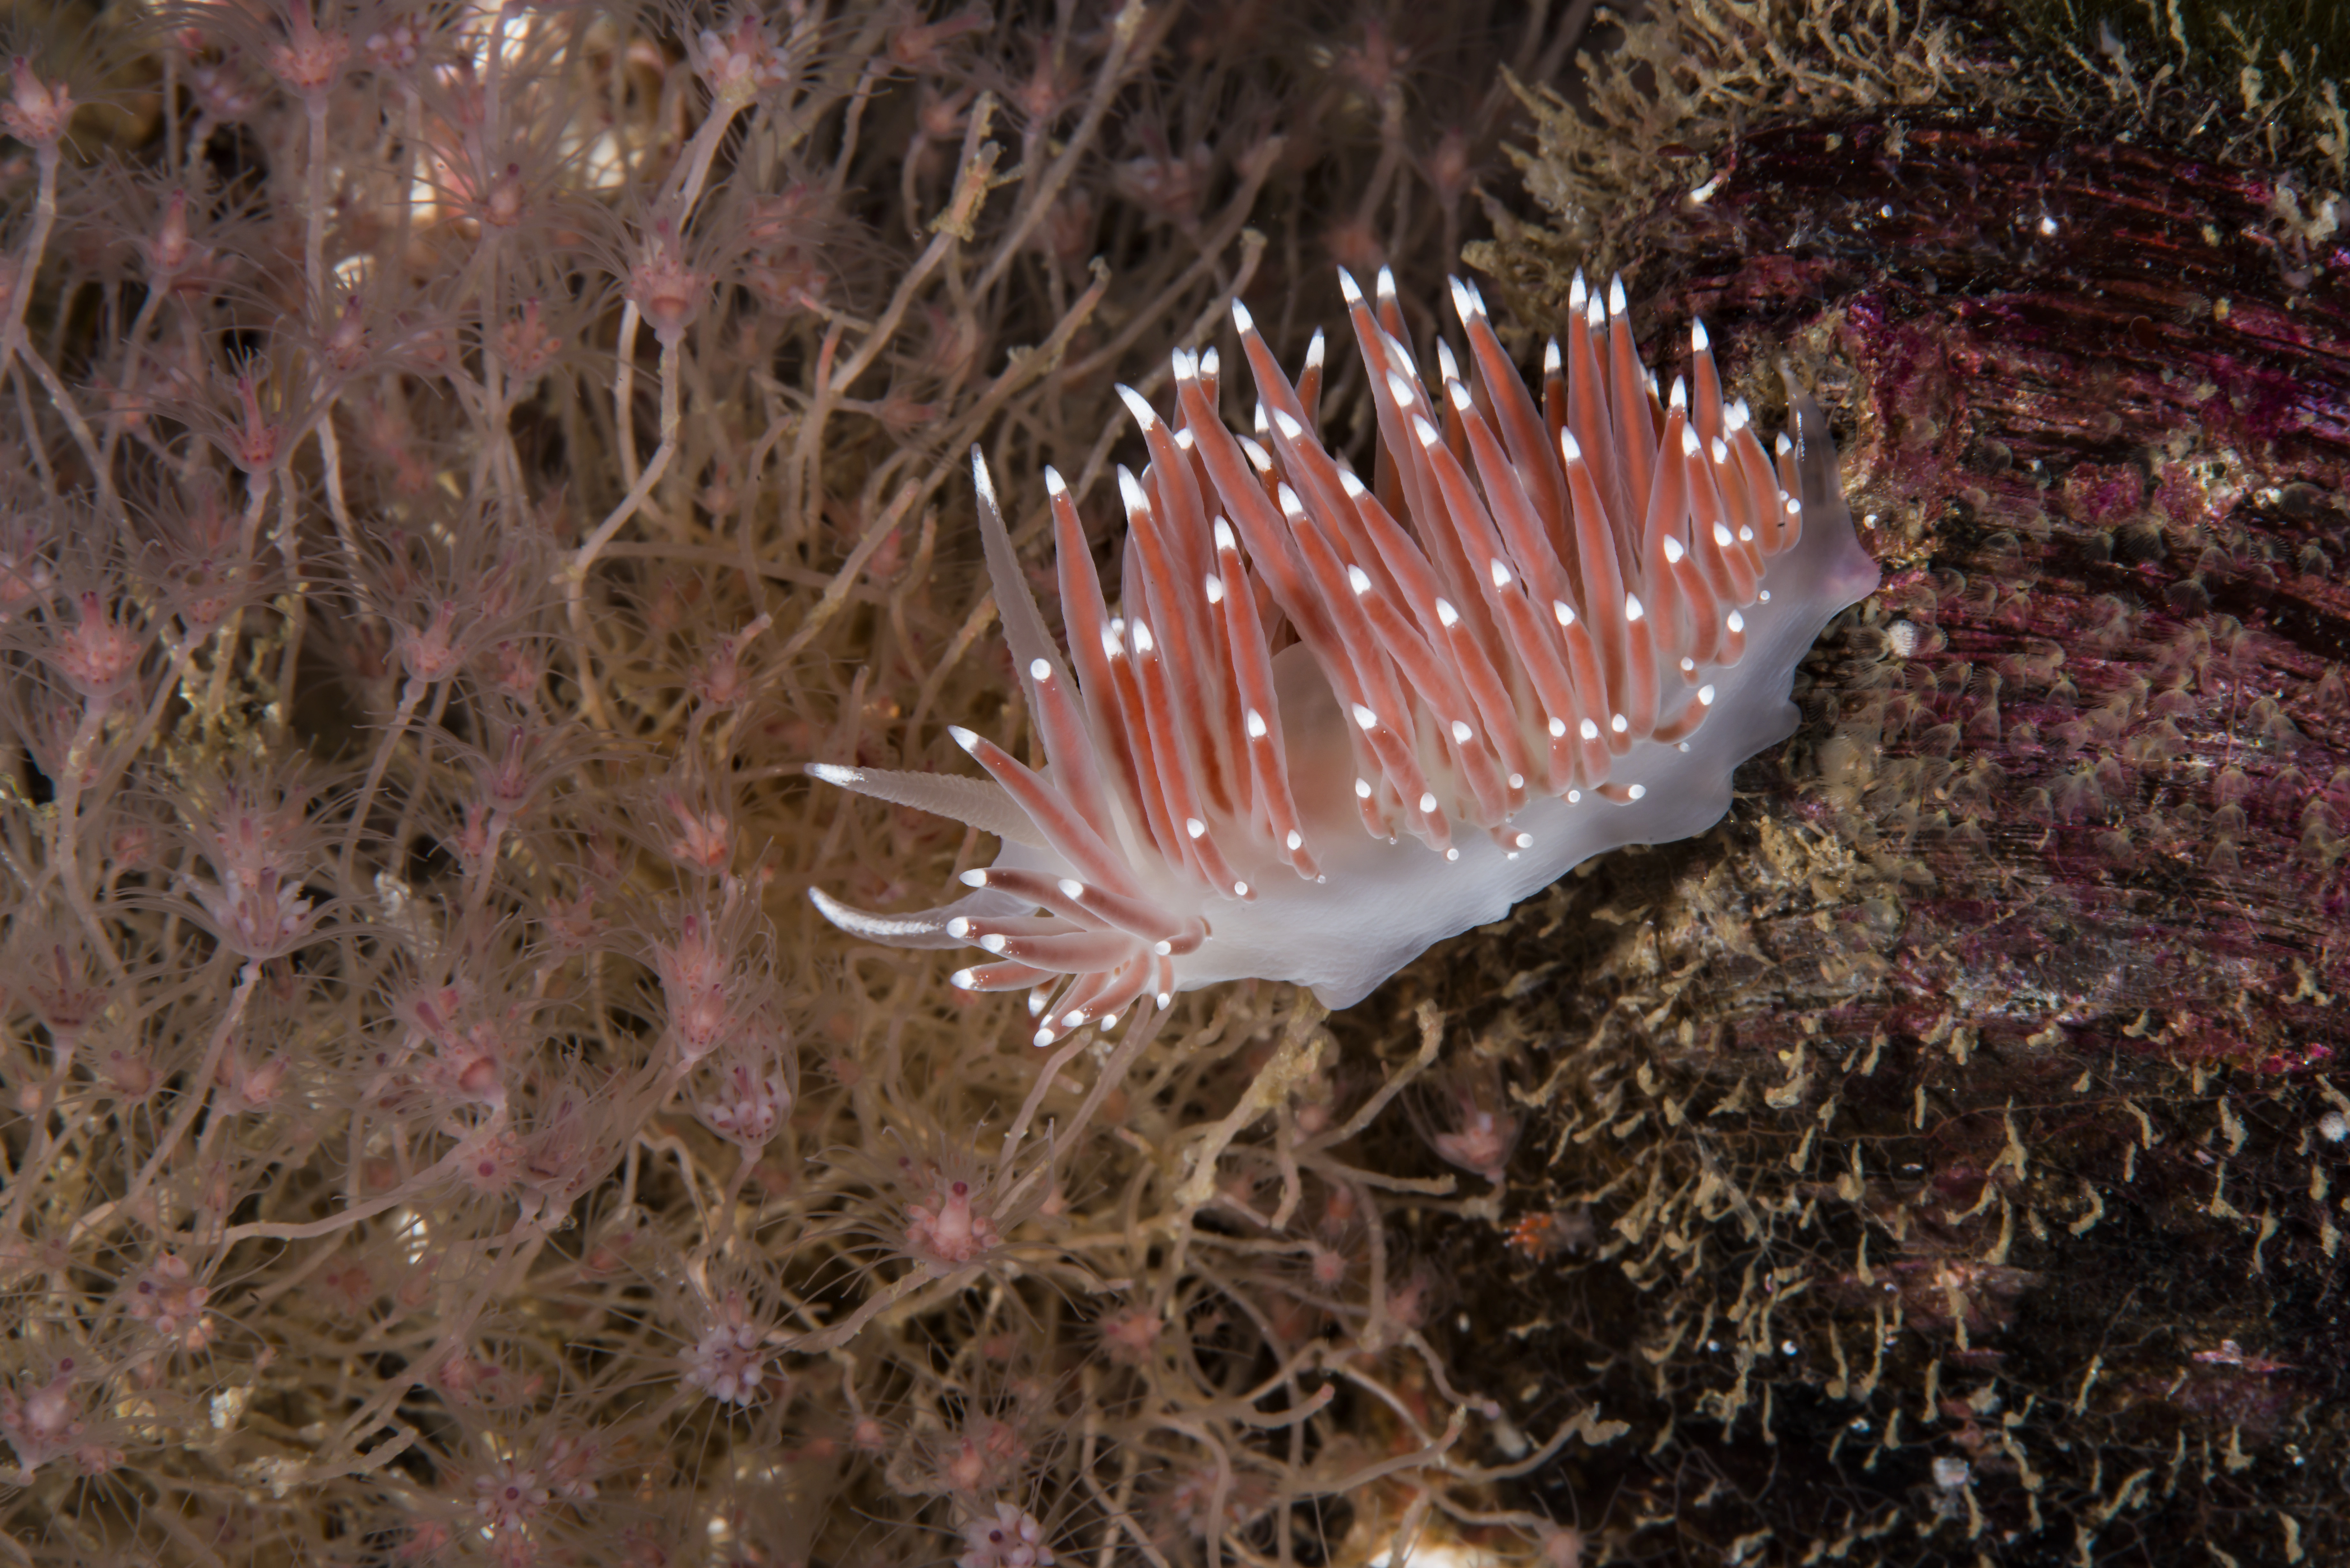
(952, 728), (1148, 903)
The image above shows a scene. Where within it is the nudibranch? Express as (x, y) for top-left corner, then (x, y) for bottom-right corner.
(810, 269), (1879, 1037)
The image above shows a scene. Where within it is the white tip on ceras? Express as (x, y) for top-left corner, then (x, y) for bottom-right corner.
(1681, 425), (1701, 456)
(1446, 275), (1472, 326)
(806, 762), (861, 787)
(1338, 468), (1367, 498)
(1625, 593), (1646, 623)
(949, 725), (980, 752)
(1543, 337), (1562, 375)
(1213, 518), (1238, 552)
(1663, 535), (1685, 564)
(1201, 346), (1218, 379)
(1231, 297), (1255, 335)
(1116, 466), (1150, 519)
(1560, 429), (1583, 464)
(1276, 484), (1306, 519)
(1568, 270), (1587, 311)
(1238, 435), (1273, 475)
(1384, 371), (1421, 412)
(1306, 329), (1325, 369)
(1252, 402), (1269, 437)
(1337, 267), (1363, 305)
(1042, 464), (1067, 497)
(1246, 709), (1268, 739)
(1116, 383), (1159, 431)
(1450, 720), (1474, 745)
(1692, 318), (1710, 353)
(1411, 415), (1441, 449)
(1585, 293), (1605, 331)
(1489, 559), (1513, 588)
(1436, 339), (1461, 387)
(1376, 265), (1399, 302)
(1669, 376), (1687, 411)
(1204, 572), (1225, 605)
(1446, 379), (1474, 414)
(1271, 407), (1306, 441)
(1347, 565), (1373, 596)
(1436, 598), (1460, 627)
(1352, 704), (1378, 732)
(1608, 273), (1628, 316)
(1030, 657), (1053, 682)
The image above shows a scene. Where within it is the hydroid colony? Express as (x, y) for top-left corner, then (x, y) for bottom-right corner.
(813, 269), (1879, 1029)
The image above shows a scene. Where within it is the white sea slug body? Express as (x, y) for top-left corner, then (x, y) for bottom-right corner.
(811, 270), (1880, 1037)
